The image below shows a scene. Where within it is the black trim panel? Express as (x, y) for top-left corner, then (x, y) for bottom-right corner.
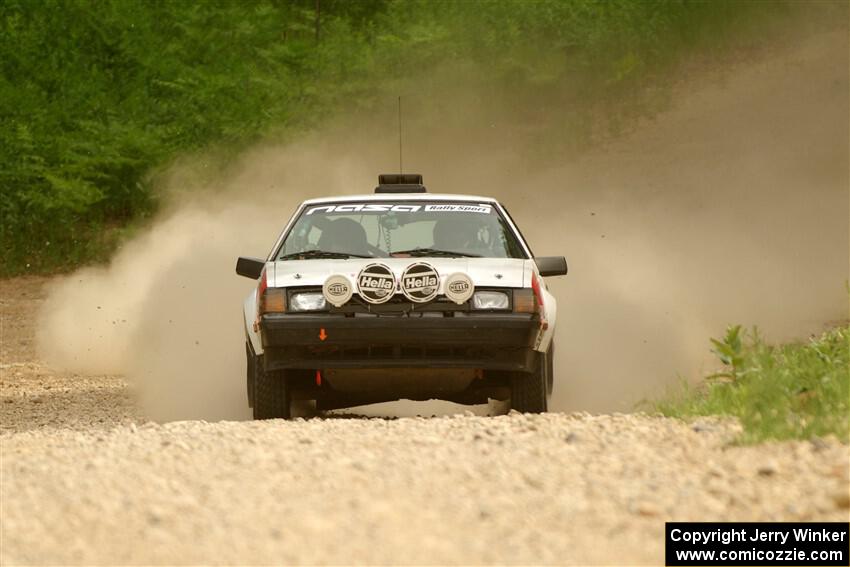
(260, 313), (538, 371)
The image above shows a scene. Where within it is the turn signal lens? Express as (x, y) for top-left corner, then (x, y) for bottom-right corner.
(513, 289), (537, 313)
(260, 288), (286, 314)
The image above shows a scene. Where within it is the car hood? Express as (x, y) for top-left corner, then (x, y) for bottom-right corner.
(269, 258), (530, 290)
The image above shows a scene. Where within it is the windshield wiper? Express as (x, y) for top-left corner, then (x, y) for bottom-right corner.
(278, 250), (371, 260)
(391, 247), (481, 258)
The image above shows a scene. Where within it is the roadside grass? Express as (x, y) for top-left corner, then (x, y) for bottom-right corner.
(655, 324), (850, 444)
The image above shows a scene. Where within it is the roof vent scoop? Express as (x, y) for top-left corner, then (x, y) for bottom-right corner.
(375, 173), (426, 193)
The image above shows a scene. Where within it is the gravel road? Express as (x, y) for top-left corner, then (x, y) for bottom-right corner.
(2, 279), (849, 565)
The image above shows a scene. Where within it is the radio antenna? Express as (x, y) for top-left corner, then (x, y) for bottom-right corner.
(397, 95), (403, 174)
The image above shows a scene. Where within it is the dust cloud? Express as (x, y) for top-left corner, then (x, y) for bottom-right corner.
(37, 29), (848, 420)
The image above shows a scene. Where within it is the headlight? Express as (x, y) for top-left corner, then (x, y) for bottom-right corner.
(472, 291), (510, 310)
(288, 292), (327, 312)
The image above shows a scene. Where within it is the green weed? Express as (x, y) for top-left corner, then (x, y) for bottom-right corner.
(656, 325), (850, 443)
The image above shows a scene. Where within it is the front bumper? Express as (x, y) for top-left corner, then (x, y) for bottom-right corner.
(261, 313), (539, 372)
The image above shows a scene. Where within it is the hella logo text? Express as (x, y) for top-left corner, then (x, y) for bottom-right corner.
(359, 276), (393, 290)
(404, 276), (437, 289)
(327, 283), (348, 295)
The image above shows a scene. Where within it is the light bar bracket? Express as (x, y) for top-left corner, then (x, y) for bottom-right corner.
(375, 173), (426, 193)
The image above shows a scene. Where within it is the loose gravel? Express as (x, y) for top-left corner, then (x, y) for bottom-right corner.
(2, 280), (848, 565)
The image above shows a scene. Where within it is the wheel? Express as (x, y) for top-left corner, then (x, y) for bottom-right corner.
(253, 365), (291, 420)
(245, 343), (257, 408)
(510, 351), (548, 413)
(546, 341), (555, 396)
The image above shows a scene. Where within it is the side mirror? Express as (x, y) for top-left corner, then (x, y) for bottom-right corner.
(236, 257), (265, 279)
(535, 256), (568, 277)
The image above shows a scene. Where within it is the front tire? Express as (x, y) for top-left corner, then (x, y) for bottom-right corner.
(510, 351), (548, 413)
(246, 343), (257, 408)
(253, 366), (291, 420)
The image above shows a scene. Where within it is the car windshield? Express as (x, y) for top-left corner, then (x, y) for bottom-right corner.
(277, 200), (527, 260)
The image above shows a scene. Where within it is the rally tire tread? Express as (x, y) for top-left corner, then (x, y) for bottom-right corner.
(253, 367), (291, 420)
(510, 352), (548, 414)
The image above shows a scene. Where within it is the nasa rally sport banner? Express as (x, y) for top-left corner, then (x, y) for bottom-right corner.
(665, 522), (849, 566)
(305, 203), (493, 215)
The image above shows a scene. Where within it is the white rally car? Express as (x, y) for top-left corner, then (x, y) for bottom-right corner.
(236, 174), (567, 419)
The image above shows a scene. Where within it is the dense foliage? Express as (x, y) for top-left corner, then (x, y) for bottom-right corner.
(656, 325), (850, 443)
(0, 0), (806, 273)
